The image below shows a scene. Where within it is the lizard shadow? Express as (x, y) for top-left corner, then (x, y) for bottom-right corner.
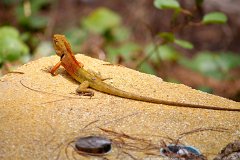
(42, 66), (79, 85)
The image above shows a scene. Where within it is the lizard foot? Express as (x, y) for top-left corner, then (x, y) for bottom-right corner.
(77, 91), (94, 97)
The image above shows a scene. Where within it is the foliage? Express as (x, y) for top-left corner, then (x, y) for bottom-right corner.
(159, 32), (194, 49)
(174, 39), (193, 49)
(197, 86), (213, 94)
(154, 0), (180, 10)
(146, 44), (181, 62)
(16, 0), (50, 30)
(81, 8), (121, 34)
(64, 28), (88, 52)
(138, 61), (157, 75)
(74, 7), (143, 71)
(0, 26), (29, 65)
(106, 43), (140, 62)
(149, 0), (237, 97)
(139, 44), (181, 74)
(151, 0), (231, 82)
(179, 51), (240, 80)
(202, 12), (228, 24)
(111, 27), (130, 42)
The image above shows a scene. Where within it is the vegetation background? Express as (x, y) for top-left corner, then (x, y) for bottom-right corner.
(0, 0), (240, 101)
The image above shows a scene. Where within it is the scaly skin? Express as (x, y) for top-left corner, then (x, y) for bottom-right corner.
(50, 34), (240, 112)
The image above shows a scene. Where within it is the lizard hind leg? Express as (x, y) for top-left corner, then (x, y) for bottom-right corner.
(76, 81), (94, 97)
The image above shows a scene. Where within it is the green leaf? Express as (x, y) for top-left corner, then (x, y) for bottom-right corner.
(64, 28), (88, 52)
(31, 0), (50, 14)
(178, 57), (194, 69)
(175, 39), (194, 49)
(146, 44), (181, 63)
(0, 26), (29, 62)
(179, 51), (240, 80)
(159, 32), (175, 43)
(197, 86), (213, 94)
(111, 26), (130, 42)
(118, 43), (140, 56)
(215, 52), (240, 72)
(29, 16), (48, 29)
(0, 26), (19, 38)
(20, 32), (31, 42)
(179, 52), (225, 79)
(202, 12), (227, 24)
(106, 42), (140, 62)
(158, 45), (180, 60)
(16, 1), (49, 30)
(154, 0), (180, 10)
(19, 15), (48, 29)
(166, 77), (180, 84)
(138, 62), (157, 75)
(0, 36), (29, 62)
(106, 46), (119, 62)
(81, 7), (121, 34)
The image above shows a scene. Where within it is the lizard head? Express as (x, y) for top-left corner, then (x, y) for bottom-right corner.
(53, 34), (69, 59)
(52, 34), (83, 68)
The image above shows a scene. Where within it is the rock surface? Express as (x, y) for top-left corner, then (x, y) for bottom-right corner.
(0, 54), (240, 159)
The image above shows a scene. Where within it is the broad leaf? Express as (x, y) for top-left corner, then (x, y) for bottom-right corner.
(179, 51), (240, 80)
(106, 43), (140, 62)
(139, 62), (157, 75)
(0, 26), (19, 38)
(111, 26), (130, 42)
(202, 12), (227, 24)
(146, 44), (181, 63)
(159, 32), (175, 43)
(0, 36), (29, 61)
(175, 39), (194, 49)
(0, 26), (29, 62)
(197, 86), (213, 94)
(154, 0), (180, 10)
(81, 7), (121, 34)
(64, 28), (88, 52)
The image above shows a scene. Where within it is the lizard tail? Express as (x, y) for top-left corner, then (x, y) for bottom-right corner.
(93, 82), (240, 112)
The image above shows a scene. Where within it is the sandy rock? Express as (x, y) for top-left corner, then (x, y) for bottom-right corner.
(0, 54), (239, 159)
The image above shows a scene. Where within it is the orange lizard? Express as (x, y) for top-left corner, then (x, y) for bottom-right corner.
(50, 34), (240, 112)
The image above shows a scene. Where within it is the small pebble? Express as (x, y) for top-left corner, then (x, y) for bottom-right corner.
(75, 136), (112, 155)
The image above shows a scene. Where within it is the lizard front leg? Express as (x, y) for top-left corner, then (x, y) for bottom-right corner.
(50, 61), (62, 76)
(76, 81), (94, 97)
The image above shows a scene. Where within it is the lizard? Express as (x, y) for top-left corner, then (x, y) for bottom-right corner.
(50, 34), (240, 112)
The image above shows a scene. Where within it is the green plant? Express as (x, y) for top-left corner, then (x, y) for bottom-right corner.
(179, 51), (240, 80)
(141, 0), (229, 79)
(81, 7), (121, 35)
(64, 28), (88, 53)
(79, 7), (138, 63)
(0, 26), (29, 65)
(15, 0), (51, 30)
